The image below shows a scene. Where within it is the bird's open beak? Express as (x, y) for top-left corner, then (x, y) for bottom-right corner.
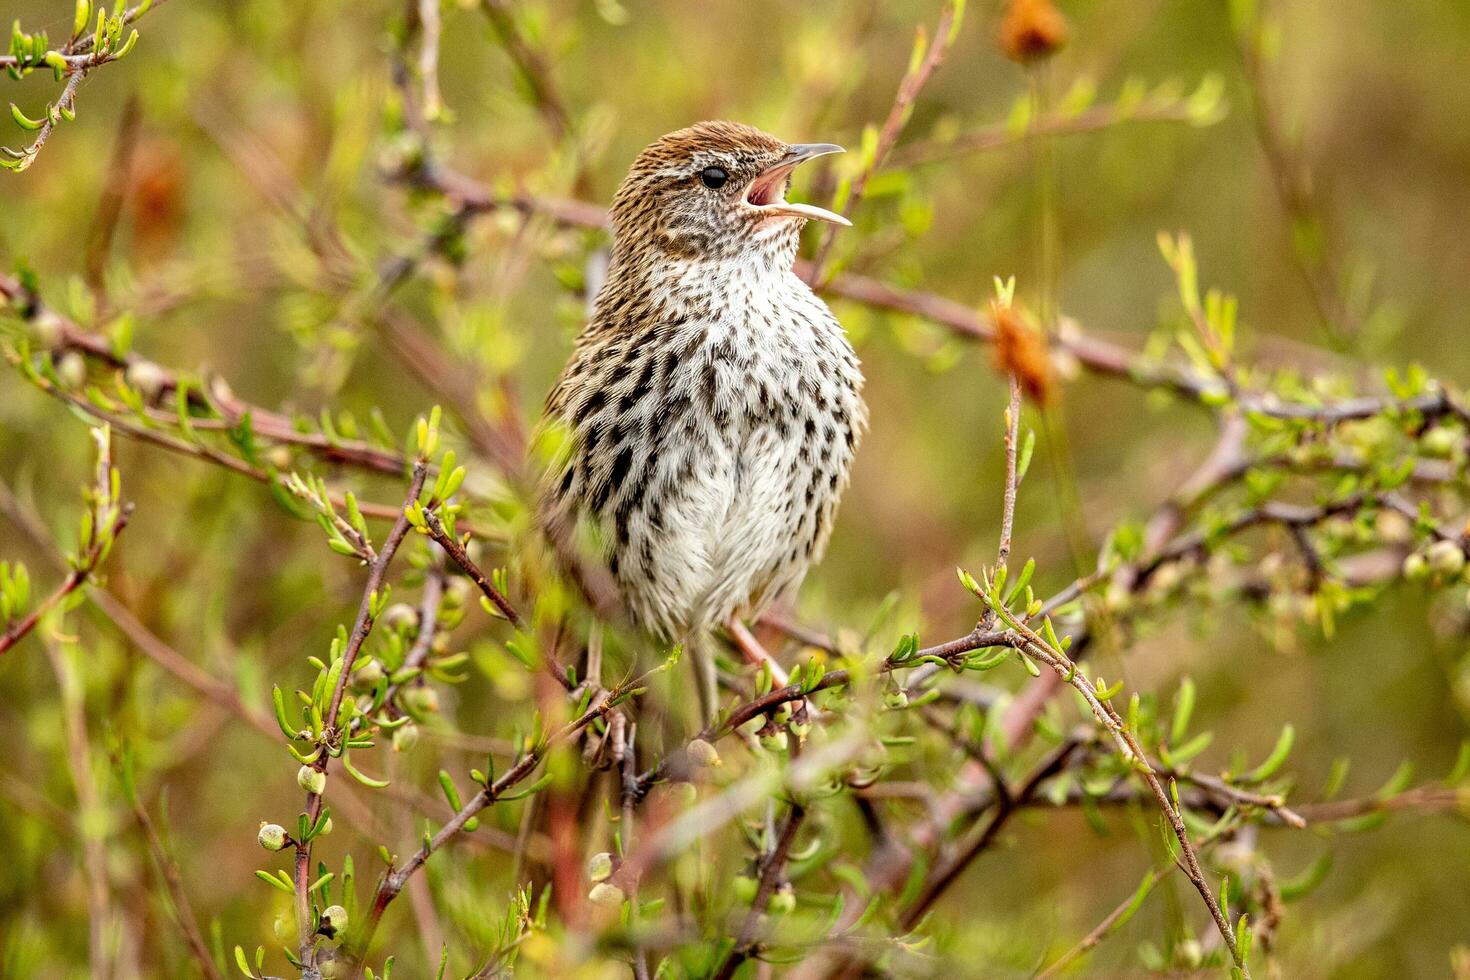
(745, 143), (850, 226)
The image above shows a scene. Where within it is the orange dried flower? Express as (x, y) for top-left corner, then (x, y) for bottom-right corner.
(998, 0), (1069, 64)
(991, 303), (1053, 404)
(130, 139), (185, 255)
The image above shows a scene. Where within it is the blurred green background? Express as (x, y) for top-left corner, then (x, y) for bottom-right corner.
(3, 1), (1469, 977)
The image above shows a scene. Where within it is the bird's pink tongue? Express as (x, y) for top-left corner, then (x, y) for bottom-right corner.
(745, 167), (850, 225)
(746, 169), (787, 207)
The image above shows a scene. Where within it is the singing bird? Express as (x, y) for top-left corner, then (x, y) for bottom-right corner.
(541, 121), (866, 718)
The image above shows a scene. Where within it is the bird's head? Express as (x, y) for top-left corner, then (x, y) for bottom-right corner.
(609, 120), (848, 263)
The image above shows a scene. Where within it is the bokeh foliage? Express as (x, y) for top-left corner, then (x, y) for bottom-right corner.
(3, 1), (1470, 978)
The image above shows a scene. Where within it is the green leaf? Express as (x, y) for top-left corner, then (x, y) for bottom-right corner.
(272, 686), (302, 740)
(1016, 428), (1036, 483)
(253, 870), (294, 895)
(9, 103), (45, 131)
(1170, 677), (1196, 744)
(342, 753), (389, 789)
(438, 770), (463, 811)
(1278, 851), (1332, 902)
(496, 772), (552, 802)
(1244, 724), (1294, 783)
(112, 28), (138, 59)
(1374, 760), (1414, 799)
(1445, 741), (1470, 786)
(1004, 557), (1035, 607)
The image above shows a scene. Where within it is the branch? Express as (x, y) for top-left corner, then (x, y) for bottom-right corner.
(1, 1), (172, 171)
(897, 738), (1079, 929)
(350, 669), (656, 970)
(121, 774), (225, 980)
(478, 0), (572, 142)
(1, 273), (411, 477)
(996, 613), (1249, 974)
(712, 803), (808, 980)
(1, 426), (132, 656)
(996, 377), (1023, 571)
(806, 0), (962, 284)
(887, 82), (1222, 168)
(1, 70), (84, 173)
(293, 462), (427, 968)
(420, 510), (523, 630)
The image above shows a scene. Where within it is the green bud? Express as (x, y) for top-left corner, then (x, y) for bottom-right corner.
(392, 722), (420, 753)
(319, 904), (348, 938)
(790, 717), (812, 740)
(587, 881), (625, 907)
(28, 310), (63, 348)
(297, 766), (326, 795)
(123, 360), (168, 401)
(685, 738), (721, 768)
(768, 882), (796, 915)
(55, 351), (86, 390)
(732, 873), (759, 903)
(318, 815), (333, 837)
(257, 822), (288, 851)
(354, 659), (385, 687)
(444, 577), (473, 608)
(1375, 509), (1414, 546)
(1403, 552), (1430, 581)
(381, 602), (418, 631)
(883, 689), (910, 710)
(1421, 427), (1459, 458)
(1427, 540), (1466, 576)
(758, 729), (789, 753)
(586, 851), (614, 882)
(404, 686), (440, 715)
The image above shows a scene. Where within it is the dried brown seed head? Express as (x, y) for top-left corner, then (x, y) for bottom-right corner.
(999, 0), (1069, 64)
(991, 303), (1053, 404)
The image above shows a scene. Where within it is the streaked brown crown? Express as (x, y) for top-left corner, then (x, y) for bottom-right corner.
(609, 121), (793, 260)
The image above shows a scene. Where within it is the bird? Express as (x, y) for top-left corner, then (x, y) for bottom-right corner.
(540, 120), (867, 720)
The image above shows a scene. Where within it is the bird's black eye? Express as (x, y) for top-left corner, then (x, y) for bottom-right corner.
(699, 166), (729, 189)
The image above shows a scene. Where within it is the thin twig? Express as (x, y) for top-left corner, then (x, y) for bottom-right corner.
(1235, 4), (1357, 344)
(712, 804), (808, 980)
(889, 94), (1212, 168)
(898, 739), (1079, 929)
(996, 376), (1023, 571)
(420, 510), (524, 629)
(620, 724), (652, 980)
(478, 0), (572, 142)
(350, 668), (657, 971)
(123, 789), (226, 980)
(1037, 865), (1171, 977)
(44, 638), (117, 979)
(294, 463), (428, 967)
(806, 1), (961, 285)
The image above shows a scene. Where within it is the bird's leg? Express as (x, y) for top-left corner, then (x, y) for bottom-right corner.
(725, 617), (789, 687)
(690, 633), (720, 726)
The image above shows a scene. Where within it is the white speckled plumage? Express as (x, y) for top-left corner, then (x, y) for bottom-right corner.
(541, 121), (866, 706)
